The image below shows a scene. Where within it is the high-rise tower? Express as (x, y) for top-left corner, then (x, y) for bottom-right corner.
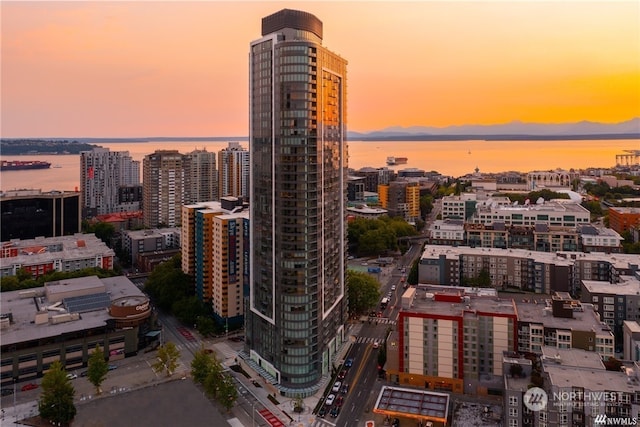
(245, 9), (348, 396)
(80, 147), (140, 218)
(184, 148), (217, 204)
(218, 142), (249, 201)
(142, 150), (184, 228)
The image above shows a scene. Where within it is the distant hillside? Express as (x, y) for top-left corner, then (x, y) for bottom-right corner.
(347, 118), (640, 140)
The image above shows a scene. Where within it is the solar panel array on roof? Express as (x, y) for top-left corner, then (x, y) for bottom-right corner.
(64, 292), (111, 313)
(579, 225), (598, 235)
(377, 387), (448, 419)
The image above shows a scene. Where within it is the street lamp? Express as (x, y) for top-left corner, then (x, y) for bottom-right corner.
(252, 402), (256, 427)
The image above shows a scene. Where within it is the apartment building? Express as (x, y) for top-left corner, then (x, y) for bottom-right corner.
(0, 234), (114, 278)
(515, 293), (614, 357)
(471, 200), (590, 227)
(387, 287), (517, 396)
(608, 207), (640, 235)
(121, 228), (180, 270)
(581, 275), (640, 340)
(418, 245), (573, 294)
(181, 198), (249, 328)
(218, 142), (249, 201)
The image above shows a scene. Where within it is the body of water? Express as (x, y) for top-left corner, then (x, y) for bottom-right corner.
(1, 139), (638, 193)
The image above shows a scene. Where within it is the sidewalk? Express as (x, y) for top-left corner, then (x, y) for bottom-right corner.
(211, 322), (363, 426)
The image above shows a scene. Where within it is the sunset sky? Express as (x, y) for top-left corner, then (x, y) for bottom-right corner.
(2, 1), (639, 138)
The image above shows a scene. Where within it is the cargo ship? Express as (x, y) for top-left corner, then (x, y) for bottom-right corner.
(1, 160), (52, 171)
(386, 156), (408, 165)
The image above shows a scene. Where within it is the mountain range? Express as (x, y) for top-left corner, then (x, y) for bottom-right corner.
(347, 117), (640, 140)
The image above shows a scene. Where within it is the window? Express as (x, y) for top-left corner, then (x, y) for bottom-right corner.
(508, 407), (518, 417)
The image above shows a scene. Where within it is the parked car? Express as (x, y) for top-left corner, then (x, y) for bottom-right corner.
(108, 364), (118, 371)
(340, 383), (349, 394)
(66, 373), (78, 380)
(21, 383), (38, 392)
(80, 370), (88, 377)
(1, 388), (14, 396)
(318, 406), (327, 418)
(344, 358), (354, 368)
(335, 395), (344, 407)
(332, 381), (341, 393)
(330, 406), (340, 418)
(338, 370), (347, 380)
(325, 394), (336, 406)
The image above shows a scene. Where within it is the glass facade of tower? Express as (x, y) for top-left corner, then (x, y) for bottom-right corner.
(246, 9), (348, 395)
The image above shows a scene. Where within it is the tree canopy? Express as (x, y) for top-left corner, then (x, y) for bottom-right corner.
(347, 271), (381, 316)
(152, 342), (181, 377)
(144, 255), (193, 311)
(87, 345), (108, 395)
(191, 348), (238, 412)
(348, 216), (418, 257)
(39, 361), (76, 426)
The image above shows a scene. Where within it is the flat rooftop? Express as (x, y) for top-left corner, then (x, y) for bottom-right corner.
(515, 301), (611, 335)
(420, 245), (574, 266)
(0, 275), (144, 347)
(406, 290), (516, 317)
(582, 275), (640, 296)
(0, 234), (114, 268)
(541, 346), (604, 370)
(373, 386), (449, 421)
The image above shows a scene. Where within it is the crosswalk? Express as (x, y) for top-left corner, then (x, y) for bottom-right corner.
(365, 317), (396, 325)
(356, 336), (384, 344)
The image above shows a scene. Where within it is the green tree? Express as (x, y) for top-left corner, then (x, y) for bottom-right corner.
(172, 296), (208, 326)
(196, 315), (216, 337)
(144, 255), (193, 311)
(87, 345), (108, 395)
(16, 267), (33, 282)
(347, 271), (381, 316)
(199, 353), (237, 411)
(217, 374), (238, 411)
(581, 200), (603, 220)
(191, 347), (214, 384)
(0, 275), (20, 292)
(153, 342), (181, 376)
(38, 361), (76, 426)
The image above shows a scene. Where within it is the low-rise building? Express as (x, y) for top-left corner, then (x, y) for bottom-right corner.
(623, 320), (640, 362)
(541, 347), (640, 427)
(0, 275), (153, 386)
(418, 245), (573, 294)
(581, 275), (640, 340)
(121, 228), (180, 269)
(608, 207), (640, 235)
(428, 219), (465, 246)
(515, 292), (614, 358)
(346, 204), (388, 220)
(0, 233), (114, 278)
(471, 199), (591, 228)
